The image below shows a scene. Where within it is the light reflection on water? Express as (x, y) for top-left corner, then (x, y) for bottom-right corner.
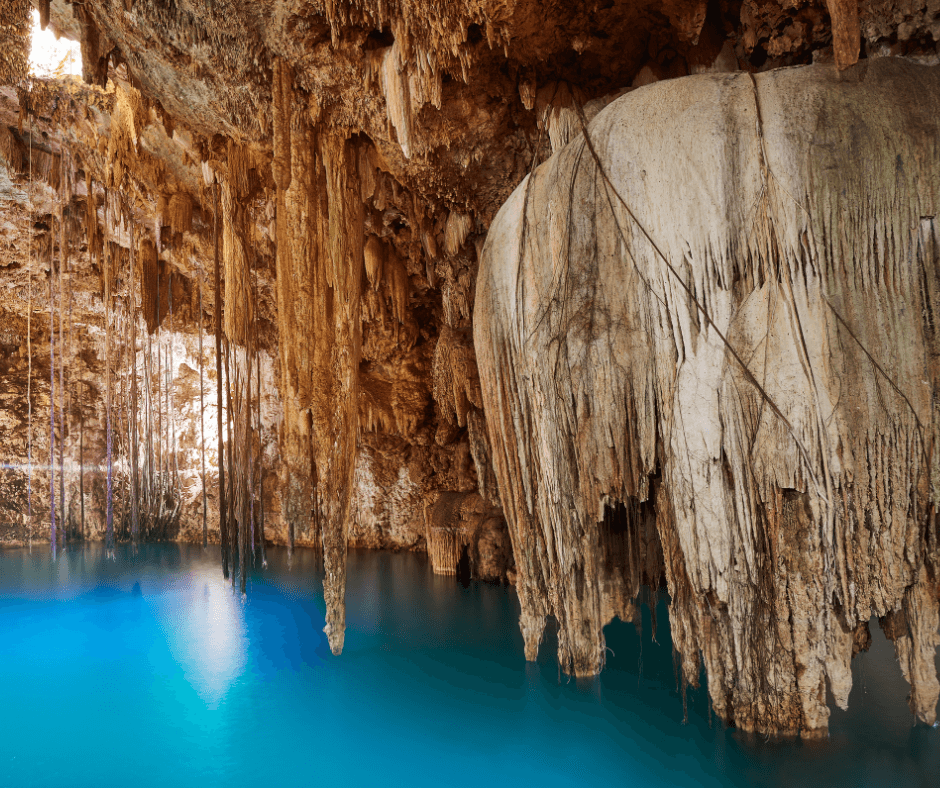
(164, 566), (248, 709)
(0, 543), (936, 788)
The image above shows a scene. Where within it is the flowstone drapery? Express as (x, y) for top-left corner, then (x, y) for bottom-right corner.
(475, 59), (940, 736)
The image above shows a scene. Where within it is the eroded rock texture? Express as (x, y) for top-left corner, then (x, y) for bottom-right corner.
(1, 0), (939, 737)
(476, 59), (940, 735)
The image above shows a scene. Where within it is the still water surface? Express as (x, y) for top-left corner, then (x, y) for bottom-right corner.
(0, 544), (936, 787)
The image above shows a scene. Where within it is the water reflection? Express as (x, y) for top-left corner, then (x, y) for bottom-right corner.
(161, 566), (248, 708)
(0, 544), (936, 788)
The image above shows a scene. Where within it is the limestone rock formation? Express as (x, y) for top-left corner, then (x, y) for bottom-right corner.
(1, 0), (939, 738)
(475, 58), (940, 735)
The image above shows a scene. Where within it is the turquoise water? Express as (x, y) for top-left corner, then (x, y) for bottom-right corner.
(0, 545), (936, 788)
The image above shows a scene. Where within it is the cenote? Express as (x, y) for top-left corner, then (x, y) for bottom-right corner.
(1, 545), (936, 788)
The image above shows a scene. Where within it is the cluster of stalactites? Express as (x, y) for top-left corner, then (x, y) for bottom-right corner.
(348, 1), (513, 161)
(273, 58), (366, 654)
(0, 0), (30, 86)
(475, 60), (940, 735)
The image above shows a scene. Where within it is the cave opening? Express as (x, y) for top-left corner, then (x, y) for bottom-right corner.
(363, 27), (394, 51)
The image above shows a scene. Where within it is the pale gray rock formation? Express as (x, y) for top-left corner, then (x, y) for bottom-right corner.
(475, 58), (940, 736)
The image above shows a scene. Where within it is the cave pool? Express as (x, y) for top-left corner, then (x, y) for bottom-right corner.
(1, 544), (937, 787)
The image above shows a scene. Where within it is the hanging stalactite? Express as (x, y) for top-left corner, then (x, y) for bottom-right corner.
(256, 311), (265, 569)
(225, 336), (235, 581)
(128, 210), (140, 549)
(104, 200), (114, 559)
(247, 245), (256, 566)
(156, 266), (163, 512)
(79, 390), (84, 542)
(26, 121), (33, 548)
(67, 194), (76, 543)
(198, 262), (207, 549)
(213, 177), (229, 578)
(168, 265), (178, 501)
(57, 200), (66, 546)
(241, 334), (251, 592)
(48, 215), (56, 560)
(143, 287), (153, 533)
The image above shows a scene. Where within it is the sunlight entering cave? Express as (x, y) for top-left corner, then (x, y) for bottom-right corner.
(28, 9), (81, 79)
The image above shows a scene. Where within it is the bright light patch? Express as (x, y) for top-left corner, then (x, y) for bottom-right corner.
(164, 568), (249, 708)
(28, 10), (81, 79)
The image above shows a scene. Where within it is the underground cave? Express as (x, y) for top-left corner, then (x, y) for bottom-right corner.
(0, 1), (938, 785)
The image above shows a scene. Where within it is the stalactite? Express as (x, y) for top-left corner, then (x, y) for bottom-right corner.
(220, 146), (260, 589)
(475, 61), (940, 734)
(274, 111), (362, 649)
(225, 337), (236, 581)
(168, 266), (178, 496)
(229, 250), (251, 594)
(0, 0), (30, 85)
(256, 336), (265, 568)
(48, 215), (56, 560)
(273, 105), (316, 545)
(221, 180), (253, 347)
(428, 528), (461, 575)
(37, 0), (50, 30)
(271, 59), (292, 192)
(316, 132), (365, 655)
(380, 40), (415, 159)
(144, 298), (155, 534)
(26, 125), (32, 546)
(167, 193), (192, 236)
(157, 279), (164, 498)
(116, 288), (130, 542)
(242, 336), (251, 592)
(57, 203), (66, 545)
(67, 201), (75, 541)
(139, 238), (159, 333)
(79, 399), (84, 541)
(213, 178), (229, 577)
(128, 212), (140, 549)
(198, 263), (207, 549)
(247, 274), (256, 565)
(104, 202), (114, 558)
